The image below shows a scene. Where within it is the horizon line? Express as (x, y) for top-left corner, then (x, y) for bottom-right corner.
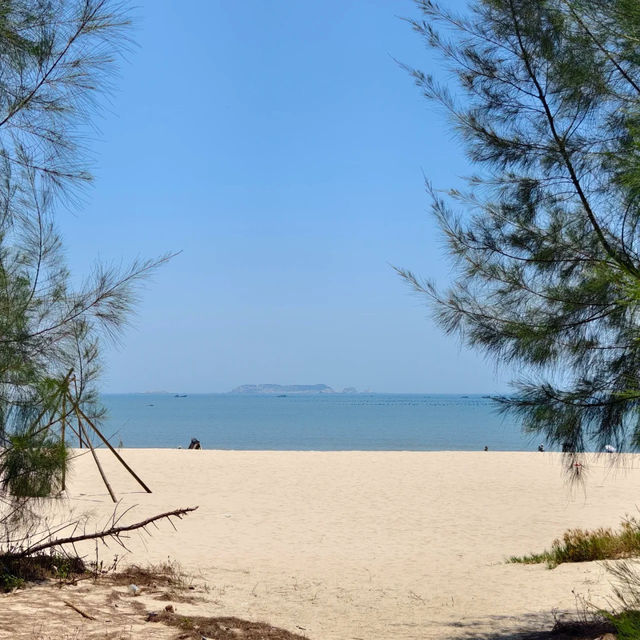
(100, 390), (507, 396)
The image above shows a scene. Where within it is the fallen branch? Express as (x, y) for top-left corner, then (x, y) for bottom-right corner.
(13, 506), (198, 558)
(63, 600), (96, 620)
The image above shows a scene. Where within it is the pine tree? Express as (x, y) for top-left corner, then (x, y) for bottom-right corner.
(400, 0), (640, 458)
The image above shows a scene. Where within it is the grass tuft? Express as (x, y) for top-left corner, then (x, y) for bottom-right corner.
(508, 517), (640, 568)
(106, 559), (191, 588)
(508, 551), (552, 565)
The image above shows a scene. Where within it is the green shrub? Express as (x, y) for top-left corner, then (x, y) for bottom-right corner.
(0, 573), (24, 591)
(606, 609), (640, 640)
(509, 518), (640, 568)
(552, 528), (620, 564)
(0, 553), (85, 592)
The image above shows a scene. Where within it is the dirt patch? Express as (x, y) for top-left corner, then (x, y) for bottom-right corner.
(102, 562), (204, 606)
(104, 563), (186, 588)
(147, 611), (310, 639)
(153, 588), (202, 603)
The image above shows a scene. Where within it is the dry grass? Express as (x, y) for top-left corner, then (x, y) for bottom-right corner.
(30, 628), (133, 640)
(104, 558), (204, 604)
(105, 559), (190, 588)
(147, 611), (309, 639)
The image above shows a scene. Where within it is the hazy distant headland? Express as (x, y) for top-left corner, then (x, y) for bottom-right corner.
(231, 384), (357, 395)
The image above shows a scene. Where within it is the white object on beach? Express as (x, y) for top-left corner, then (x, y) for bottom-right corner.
(128, 584), (140, 596)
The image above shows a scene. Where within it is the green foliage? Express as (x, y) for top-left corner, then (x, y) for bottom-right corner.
(0, 553), (85, 592)
(607, 609), (640, 640)
(402, 0), (640, 451)
(597, 558), (640, 638)
(2, 431), (67, 498)
(0, 573), (24, 592)
(508, 551), (553, 566)
(0, 1), (170, 508)
(509, 518), (640, 567)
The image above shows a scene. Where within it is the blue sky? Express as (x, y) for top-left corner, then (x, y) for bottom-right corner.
(60, 0), (513, 394)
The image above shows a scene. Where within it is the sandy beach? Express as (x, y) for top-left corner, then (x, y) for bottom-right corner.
(3, 450), (640, 639)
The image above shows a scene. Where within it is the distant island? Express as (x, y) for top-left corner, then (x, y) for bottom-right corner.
(231, 384), (339, 395)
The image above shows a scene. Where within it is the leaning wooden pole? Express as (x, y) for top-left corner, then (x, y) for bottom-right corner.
(76, 409), (117, 503)
(61, 392), (66, 491)
(78, 407), (152, 494)
(71, 376), (85, 449)
(64, 372), (151, 499)
(63, 422), (84, 447)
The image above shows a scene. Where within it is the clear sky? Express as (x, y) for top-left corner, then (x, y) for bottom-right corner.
(59, 0), (513, 394)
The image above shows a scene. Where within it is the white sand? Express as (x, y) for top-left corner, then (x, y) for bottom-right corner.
(5, 450), (640, 639)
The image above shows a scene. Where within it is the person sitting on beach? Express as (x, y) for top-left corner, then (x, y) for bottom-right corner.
(538, 444), (544, 452)
(188, 438), (201, 450)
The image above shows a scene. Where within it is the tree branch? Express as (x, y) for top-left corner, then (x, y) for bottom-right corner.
(508, 0), (640, 277)
(14, 506), (198, 558)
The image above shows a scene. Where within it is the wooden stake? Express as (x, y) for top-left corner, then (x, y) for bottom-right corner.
(76, 410), (116, 503)
(61, 393), (66, 491)
(71, 376), (83, 449)
(64, 422), (84, 447)
(78, 407), (152, 494)
(61, 371), (152, 500)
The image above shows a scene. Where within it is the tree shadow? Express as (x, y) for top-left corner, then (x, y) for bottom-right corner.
(442, 612), (614, 640)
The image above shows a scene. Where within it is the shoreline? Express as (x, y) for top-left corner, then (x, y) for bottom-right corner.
(98, 447), (637, 452)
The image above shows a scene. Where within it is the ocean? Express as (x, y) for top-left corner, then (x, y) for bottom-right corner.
(99, 393), (540, 451)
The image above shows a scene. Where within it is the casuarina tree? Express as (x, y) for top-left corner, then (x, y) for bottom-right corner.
(399, 0), (640, 459)
(0, 1), (168, 500)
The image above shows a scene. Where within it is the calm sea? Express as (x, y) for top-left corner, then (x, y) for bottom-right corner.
(98, 393), (540, 451)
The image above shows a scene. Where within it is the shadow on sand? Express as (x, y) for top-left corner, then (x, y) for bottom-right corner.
(442, 612), (614, 640)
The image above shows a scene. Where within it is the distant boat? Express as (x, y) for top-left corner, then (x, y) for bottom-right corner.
(277, 394), (287, 398)
(174, 394), (188, 398)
